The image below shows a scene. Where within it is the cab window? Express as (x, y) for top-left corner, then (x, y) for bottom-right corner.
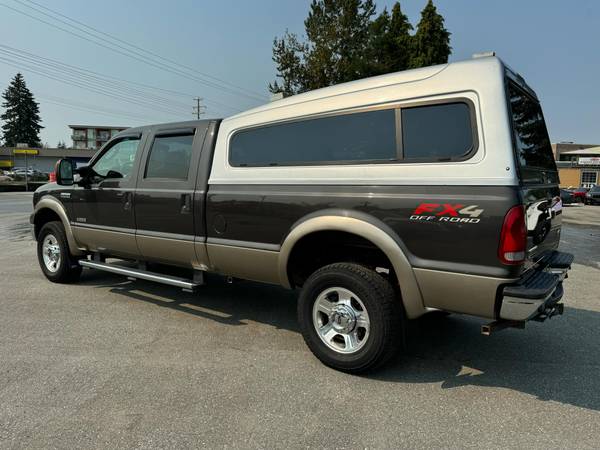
(145, 134), (194, 180)
(92, 137), (140, 179)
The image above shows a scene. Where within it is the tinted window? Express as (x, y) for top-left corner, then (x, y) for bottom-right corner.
(230, 108), (397, 167)
(507, 82), (556, 172)
(401, 102), (473, 160)
(145, 134), (194, 179)
(92, 137), (140, 179)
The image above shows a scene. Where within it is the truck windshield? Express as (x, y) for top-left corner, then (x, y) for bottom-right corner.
(507, 80), (557, 181)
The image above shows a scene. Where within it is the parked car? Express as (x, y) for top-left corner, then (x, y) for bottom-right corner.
(571, 187), (588, 202)
(12, 167), (35, 176)
(30, 55), (573, 373)
(585, 185), (600, 205)
(560, 189), (578, 205)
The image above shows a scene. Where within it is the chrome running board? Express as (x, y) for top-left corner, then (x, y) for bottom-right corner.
(79, 259), (202, 291)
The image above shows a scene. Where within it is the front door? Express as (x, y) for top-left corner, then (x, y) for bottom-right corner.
(71, 134), (144, 259)
(134, 126), (205, 268)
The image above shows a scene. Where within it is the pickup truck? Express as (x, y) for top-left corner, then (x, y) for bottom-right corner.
(31, 55), (573, 372)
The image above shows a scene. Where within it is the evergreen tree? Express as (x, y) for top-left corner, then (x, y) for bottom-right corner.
(304, 0), (376, 88)
(270, 0), (376, 95)
(409, 0), (451, 68)
(365, 2), (413, 76)
(1, 73), (43, 147)
(270, 0), (451, 94)
(388, 2), (413, 71)
(365, 7), (391, 76)
(269, 31), (308, 96)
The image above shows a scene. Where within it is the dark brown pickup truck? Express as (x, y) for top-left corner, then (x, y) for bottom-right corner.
(31, 55), (573, 372)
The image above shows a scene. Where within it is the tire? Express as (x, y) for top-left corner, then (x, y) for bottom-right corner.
(37, 221), (82, 283)
(298, 262), (404, 373)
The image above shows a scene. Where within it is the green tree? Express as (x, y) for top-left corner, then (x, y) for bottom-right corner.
(270, 0), (451, 95)
(365, 2), (413, 76)
(388, 3), (413, 71)
(270, 0), (376, 95)
(1, 73), (43, 147)
(365, 7), (392, 76)
(409, 0), (451, 68)
(269, 31), (308, 96)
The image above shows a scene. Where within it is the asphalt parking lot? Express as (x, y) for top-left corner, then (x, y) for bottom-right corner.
(1, 192), (599, 449)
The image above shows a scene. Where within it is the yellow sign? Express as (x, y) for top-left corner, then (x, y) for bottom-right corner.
(13, 149), (39, 155)
(0, 160), (13, 168)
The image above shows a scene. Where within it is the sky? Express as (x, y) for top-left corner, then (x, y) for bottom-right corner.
(0, 0), (599, 147)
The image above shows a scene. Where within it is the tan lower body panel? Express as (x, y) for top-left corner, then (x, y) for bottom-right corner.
(72, 226), (139, 259)
(136, 235), (210, 270)
(206, 243), (280, 285)
(413, 268), (516, 319)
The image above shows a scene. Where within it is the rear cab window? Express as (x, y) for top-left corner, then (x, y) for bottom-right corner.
(506, 77), (558, 184)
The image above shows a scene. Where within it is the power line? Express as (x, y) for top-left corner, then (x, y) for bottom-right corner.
(0, 43), (243, 115)
(0, 56), (189, 117)
(38, 94), (172, 122)
(19, 0), (266, 100)
(41, 100), (155, 124)
(2, 0), (266, 103)
(0, 48), (191, 112)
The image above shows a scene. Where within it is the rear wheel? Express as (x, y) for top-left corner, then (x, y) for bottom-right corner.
(298, 263), (403, 373)
(37, 221), (82, 283)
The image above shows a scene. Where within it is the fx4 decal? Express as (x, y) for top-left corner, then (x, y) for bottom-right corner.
(410, 203), (483, 224)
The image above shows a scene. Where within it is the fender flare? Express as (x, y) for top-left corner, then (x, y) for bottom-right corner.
(278, 210), (425, 319)
(33, 197), (85, 256)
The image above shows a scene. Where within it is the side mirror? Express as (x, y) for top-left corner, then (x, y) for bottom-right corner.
(55, 159), (74, 186)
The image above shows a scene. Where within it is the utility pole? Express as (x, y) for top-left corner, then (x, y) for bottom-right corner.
(24, 151), (28, 192)
(192, 97), (206, 119)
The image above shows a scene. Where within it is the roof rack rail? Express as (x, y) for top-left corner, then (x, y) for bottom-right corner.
(472, 51), (496, 59)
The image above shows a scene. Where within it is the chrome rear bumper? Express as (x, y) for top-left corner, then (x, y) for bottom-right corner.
(499, 251), (573, 322)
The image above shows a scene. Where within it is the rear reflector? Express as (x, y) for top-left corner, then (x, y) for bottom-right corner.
(498, 205), (527, 265)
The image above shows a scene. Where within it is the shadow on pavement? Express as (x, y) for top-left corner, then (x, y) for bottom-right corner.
(79, 270), (600, 412)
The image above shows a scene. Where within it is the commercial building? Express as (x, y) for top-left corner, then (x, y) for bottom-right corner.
(0, 147), (97, 173)
(553, 142), (600, 188)
(69, 124), (127, 149)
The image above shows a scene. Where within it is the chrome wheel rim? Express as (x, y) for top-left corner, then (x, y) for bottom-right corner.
(42, 234), (61, 273)
(312, 287), (370, 354)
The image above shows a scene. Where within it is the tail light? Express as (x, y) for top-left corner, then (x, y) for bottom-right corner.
(498, 205), (527, 264)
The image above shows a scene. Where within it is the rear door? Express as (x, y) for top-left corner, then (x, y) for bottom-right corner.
(506, 76), (561, 264)
(134, 125), (208, 268)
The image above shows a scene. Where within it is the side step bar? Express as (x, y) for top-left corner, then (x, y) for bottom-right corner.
(79, 260), (202, 291)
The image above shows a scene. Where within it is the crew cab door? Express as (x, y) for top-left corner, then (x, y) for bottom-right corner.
(134, 125), (207, 268)
(71, 133), (145, 259)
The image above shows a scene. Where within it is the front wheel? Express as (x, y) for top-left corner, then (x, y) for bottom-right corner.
(298, 263), (404, 373)
(37, 221), (82, 283)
